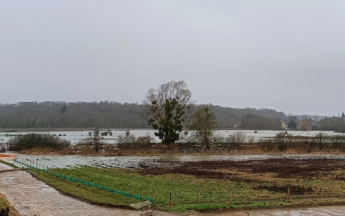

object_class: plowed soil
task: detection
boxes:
[138,158,345,180]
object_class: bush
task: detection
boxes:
[116,130,136,144]
[8,133,70,151]
[225,132,246,143]
[135,134,155,146]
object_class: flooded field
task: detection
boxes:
[8,152,345,169]
[0,129,344,145]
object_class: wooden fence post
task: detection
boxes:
[230,190,232,205]
[287,185,290,201]
[170,192,172,209]
[130,185,132,197]
[112,181,113,191]
[121,183,123,194]
[198,191,200,204]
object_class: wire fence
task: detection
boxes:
[14,158,154,204]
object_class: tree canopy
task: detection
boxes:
[288,120,297,129]
[146,80,191,144]
[189,106,218,149]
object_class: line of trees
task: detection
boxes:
[0,101,147,128]
[239,114,282,130]
[313,117,345,133]
[0,102,287,130]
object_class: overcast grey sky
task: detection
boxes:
[1,1,344,116]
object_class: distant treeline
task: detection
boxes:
[0,101,286,129]
[313,117,345,133]
[0,101,147,128]
[212,106,285,128]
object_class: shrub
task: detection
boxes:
[8,133,70,151]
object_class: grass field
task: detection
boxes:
[28,157,345,212]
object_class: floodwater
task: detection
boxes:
[0,129,343,145]
[8,152,345,169]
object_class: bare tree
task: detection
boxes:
[143,80,192,119]
[189,106,218,149]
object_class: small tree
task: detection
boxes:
[288,120,297,129]
[189,106,218,149]
[117,130,136,144]
[301,119,312,131]
[93,126,101,152]
[145,80,192,144]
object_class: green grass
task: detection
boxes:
[53,166,262,209]
[28,166,345,212]
[30,166,266,211]
[30,169,142,207]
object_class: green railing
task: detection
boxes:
[14,159,153,204]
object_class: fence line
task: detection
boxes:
[14,159,153,204]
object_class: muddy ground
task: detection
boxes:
[137,157,345,196]
[138,157,345,179]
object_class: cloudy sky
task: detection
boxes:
[1,1,344,116]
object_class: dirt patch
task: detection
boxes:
[137,157,345,180]
[254,184,314,195]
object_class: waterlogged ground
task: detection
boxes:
[9,152,345,169]
[0,129,344,145]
